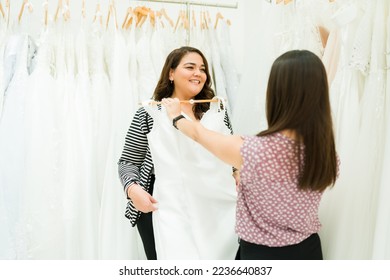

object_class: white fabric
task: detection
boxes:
[320,0,388,259]
[22,28,66,259]
[99,30,143,260]
[145,99,237,260]
[0,34,31,259]
[217,20,240,114]
[372,0,390,259]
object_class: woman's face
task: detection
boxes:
[169,52,207,99]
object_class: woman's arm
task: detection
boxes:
[163,98,244,169]
[118,107,158,213]
[118,107,150,191]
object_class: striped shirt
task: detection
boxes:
[118,106,234,226]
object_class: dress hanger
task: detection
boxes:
[200,10,208,30]
[155,10,165,29]
[174,9,189,32]
[18,0,33,23]
[0,2,5,19]
[160,8,174,28]
[149,10,156,28]
[106,0,118,30]
[5,0,10,27]
[122,7,133,29]
[54,0,62,21]
[141,99,220,106]
[54,0,70,22]
[191,10,196,28]
[214,12,224,29]
[93,3,103,26]
[134,6,150,28]
[43,0,48,27]
[82,0,86,19]
[205,11,212,28]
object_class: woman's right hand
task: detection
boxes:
[162,97,181,120]
[128,184,158,213]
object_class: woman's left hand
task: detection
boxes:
[162,98,181,120]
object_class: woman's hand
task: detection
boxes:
[162,98,181,120]
[128,184,158,213]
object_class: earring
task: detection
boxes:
[170,79,173,84]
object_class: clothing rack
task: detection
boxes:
[139,0,238,9]
[133,0,238,44]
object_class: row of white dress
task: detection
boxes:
[235,0,390,259]
[0,15,238,259]
[319,0,390,260]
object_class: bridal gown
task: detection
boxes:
[318,0,365,260]
[372,0,390,259]
[99,27,143,259]
[22,27,66,259]
[217,20,240,115]
[0,34,34,259]
[0,4,270,260]
[320,0,388,259]
[145,99,238,260]
[88,23,111,203]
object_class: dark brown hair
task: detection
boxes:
[152,46,214,120]
[258,50,337,192]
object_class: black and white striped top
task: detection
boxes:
[118,106,234,227]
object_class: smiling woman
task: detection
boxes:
[118,46,239,260]
[168,52,208,120]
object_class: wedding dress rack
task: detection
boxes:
[134,0,238,44]
[138,0,238,9]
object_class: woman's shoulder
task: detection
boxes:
[133,106,154,133]
[242,133,291,149]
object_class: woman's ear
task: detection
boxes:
[169,69,174,81]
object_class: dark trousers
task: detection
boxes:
[237,233,323,260]
[136,175,157,260]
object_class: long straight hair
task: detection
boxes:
[152,46,215,120]
[258,50,337,192]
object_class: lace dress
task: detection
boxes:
[22,26,66,259]
[319,0,385,259]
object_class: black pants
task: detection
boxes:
[237,233,323,260]
[136,175,157,260]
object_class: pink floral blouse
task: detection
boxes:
[236,134,323,247]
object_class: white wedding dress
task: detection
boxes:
[0,33,33,259]
[145,98,238,260]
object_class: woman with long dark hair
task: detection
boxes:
[163,49,339,260]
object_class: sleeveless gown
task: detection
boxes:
[144,98,238,259]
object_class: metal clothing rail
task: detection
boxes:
[138,0,238,9]
[133,0,238,44]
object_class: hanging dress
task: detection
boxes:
[98,27,142,259]
[22,26,66,259]
[145,98,238,260]
[372,0,390,260]
[0,34,33,259]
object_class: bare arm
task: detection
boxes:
[162,98,244,169]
